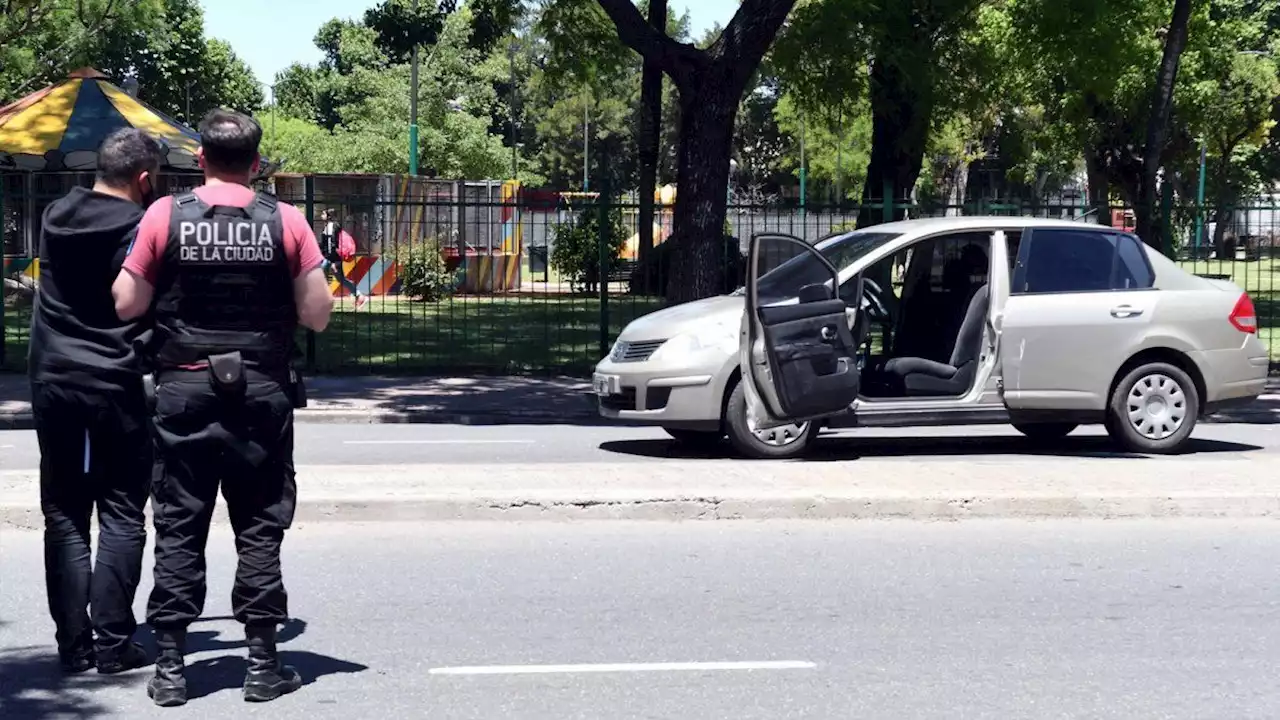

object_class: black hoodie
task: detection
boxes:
[28,186,150,392]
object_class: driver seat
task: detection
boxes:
[882,284,990,397]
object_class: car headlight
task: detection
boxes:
[650,325,738,363]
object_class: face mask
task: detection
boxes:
[139,177,157,208]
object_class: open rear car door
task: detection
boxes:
[739,233,862,431]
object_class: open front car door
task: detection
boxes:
[739,233,862,431]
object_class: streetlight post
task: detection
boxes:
[509,38,518,180]
[799,110,807,236]
[409,0,420,176]
[583,101,590,191]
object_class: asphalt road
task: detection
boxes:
[4,520,1280,719]
[2,420,1277,469]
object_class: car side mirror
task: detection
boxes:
[798,283,833,304]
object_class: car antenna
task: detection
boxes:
[1074,208,1100,222]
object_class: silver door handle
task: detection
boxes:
[1110,305,1144,318]
[820,326,837,341]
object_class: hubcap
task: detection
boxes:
[1126,373,1187,441]
[745,410,809,447]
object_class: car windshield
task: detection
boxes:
[751,230,902,301]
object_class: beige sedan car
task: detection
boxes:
[595,217,1269,459]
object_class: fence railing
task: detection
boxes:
[5,191,1280,376]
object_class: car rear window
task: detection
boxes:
[1015,229,1155,294]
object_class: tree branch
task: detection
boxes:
[594,0,703,82]
[707,0,797,88]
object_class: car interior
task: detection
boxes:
[852,232,1006,399]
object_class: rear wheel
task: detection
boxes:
[662,427,724,447]
[725,379,819,459]
[1012,422,1077,441]
[1105,362,1199,454]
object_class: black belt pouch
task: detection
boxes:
[208,351,247,400]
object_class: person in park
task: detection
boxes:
[113,109,334,707]
[319,208,367,308]
[28,128,164,676]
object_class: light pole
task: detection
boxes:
[583,100,590,191]
[509,38,518,180]
[409,0,420,176]
[1194,138,1207,251]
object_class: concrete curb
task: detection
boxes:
[4,459,1280,526]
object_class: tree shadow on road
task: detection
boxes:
[598,434,1263,462]
[0,644,139,720]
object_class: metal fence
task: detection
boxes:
[4,182,1280,375]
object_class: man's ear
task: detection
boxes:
[251,154,261,174]
[196,146,206,170]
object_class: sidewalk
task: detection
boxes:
[0,373,601,429]
[1,372,1277,429]
[3,456,1279,526]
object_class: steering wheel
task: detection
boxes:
[861,278,889,319]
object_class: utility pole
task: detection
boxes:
[409,0,420,176]
[836,108,844,204]
[185,80,191,124]
[799,111,807,235]
[583,101,590,191]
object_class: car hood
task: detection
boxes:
[619,294,744,340]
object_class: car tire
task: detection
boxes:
[1012,422,1077,441]
[1105,362,1199,454]
[724,378,819,460]
[663,427,724,447]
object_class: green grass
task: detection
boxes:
[306,293,665,375]
[1176,256,1278,358]
[2,302,31,372]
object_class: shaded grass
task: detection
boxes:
[303,293,665,375]
[2,302,31,372]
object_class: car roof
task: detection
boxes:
[864,215,1113,236]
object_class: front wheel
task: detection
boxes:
[724,379,819,459]
[1105,362,1199,454]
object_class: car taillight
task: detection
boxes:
[1229,292,1257,334]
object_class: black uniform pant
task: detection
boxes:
[146,373,297,632]
[31,381,151,660]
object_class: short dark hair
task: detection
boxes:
[96,128,163,186]
[198,109,262,174]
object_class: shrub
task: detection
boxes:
[395,239,458,302]
[550,206,628,294]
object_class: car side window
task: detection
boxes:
[1015,229,1150,294]
[1113,233,1154,289]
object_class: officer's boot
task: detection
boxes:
[242,623,303,703]
[146,627,188,708]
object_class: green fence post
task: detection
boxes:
[1,177,6,370]
[1160,180,1174,257]
[882,180,893,224]
[597,170,611,360]
[303,175,316,370]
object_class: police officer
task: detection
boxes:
[112,109,333,707]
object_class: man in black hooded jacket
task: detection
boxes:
[27,128,164,674]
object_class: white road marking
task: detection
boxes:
[428,661,818,676]
[0,445,14,450]
[343,440,535,446]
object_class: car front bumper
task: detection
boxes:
[593,355,732,430]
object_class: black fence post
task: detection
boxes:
[303,175,317,370]
[598,174,611,361]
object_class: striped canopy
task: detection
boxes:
[0,68,201,172]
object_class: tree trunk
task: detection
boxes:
[1136,0,1192,249]
[856,57,932,229]
[945,159,970,216]
[636,0,666,293]
[667,78,737,304]
[1085,147,1111,225]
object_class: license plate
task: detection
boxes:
[593,373,619,396]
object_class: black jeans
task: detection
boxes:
[31,381,152,660]
[146,374,297,631]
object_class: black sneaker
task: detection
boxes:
[243,663,303,703]
[97,642,150,675]
[58,648,94,674]
[147,672,188,708]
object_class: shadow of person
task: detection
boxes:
[0,645,141,720]
[136,616,309,656]
[183,651,368,701]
